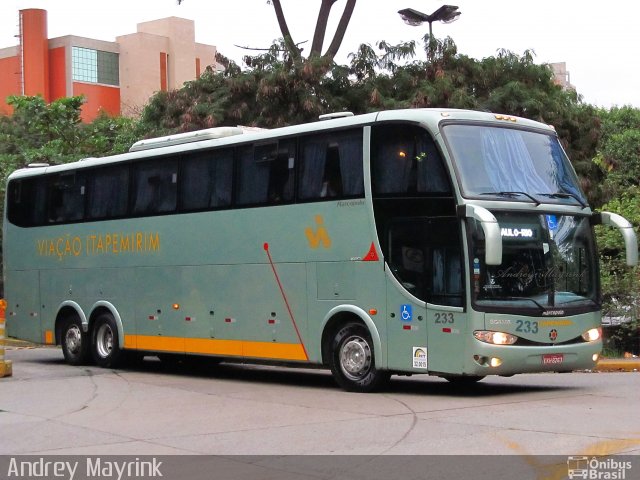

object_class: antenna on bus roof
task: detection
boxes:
[318,112,354,120]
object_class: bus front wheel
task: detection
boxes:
[329,322,389,392]
[61,315,91,366]
[91,314,123,368]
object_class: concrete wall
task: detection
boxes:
[117,17,217,116]
[117,32,169,117]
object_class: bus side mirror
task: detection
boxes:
[460,204,503,266]
[593,212,638,266]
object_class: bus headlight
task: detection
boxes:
[474,331,517,345]
[581,327,602,342]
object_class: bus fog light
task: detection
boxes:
[592,353,599,362]
[473,355,487,366]
[581,327,602,342]
[490,357,502,367]
[474,330,517,345]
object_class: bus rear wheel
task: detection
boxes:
[92,313,123,368]
[61,315,91,365]
[329,322,389,392]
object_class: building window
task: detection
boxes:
[72,46,119,86]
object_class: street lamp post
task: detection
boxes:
[398,5,461,39]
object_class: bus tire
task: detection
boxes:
[329,322,389,392]
[91,313,123,368]
[61,315,91,366]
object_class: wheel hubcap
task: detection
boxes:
[65,326,82,355]
[340,336,371,380]
[96,324,114,358]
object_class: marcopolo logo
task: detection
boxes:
[567,456,632,479]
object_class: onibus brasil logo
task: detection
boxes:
[567,456,632,479]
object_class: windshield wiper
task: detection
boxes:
[558,297,593,305]
[536,192,587,208]
[499,296,546,309]
[479,192,540,206]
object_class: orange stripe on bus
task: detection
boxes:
[185,338,243,357]
[133,335,184,353]
[125,335,308,362]
[242,341,307,361]
[123,335,138,349]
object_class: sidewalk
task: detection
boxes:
[3,337,38,348]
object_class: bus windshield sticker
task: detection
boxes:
[546,214,558,240]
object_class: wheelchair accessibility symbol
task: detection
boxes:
[400,304,413,322]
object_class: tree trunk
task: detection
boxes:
[271,0,302,62]
[323,0,357,62]
[310,0,338,58]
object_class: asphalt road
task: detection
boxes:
[1,346,639,457]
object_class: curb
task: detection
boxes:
[0,360,12,377]
[595,358,640,372]
[3,337,38,348]
[0,298,12,378]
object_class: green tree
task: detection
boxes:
[0,95,143,170]
[142,36,600,178]
[0,95,85,167]
[592,106,640,354]
[593,106,640,202]
[595,188,640,355]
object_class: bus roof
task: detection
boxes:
[7,108,555,181]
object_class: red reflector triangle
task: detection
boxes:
[362,243,379,262]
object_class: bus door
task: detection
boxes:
[384,266,428,372]
[424,218,466,374]
[385,217,465,373]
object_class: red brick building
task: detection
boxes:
[0,9,217,121]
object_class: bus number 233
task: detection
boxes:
[435,313,455,323]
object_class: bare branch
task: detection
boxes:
[323,0,357,61]
[310,0,338,58]
[234,40,307,52]
[271,0,301,62]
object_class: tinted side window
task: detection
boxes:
[236,141,295,206]
[181,149,233,210]
[298,129,364,200]
[48,172,86,223]
[372,124,450,196]
[132,158,178,215]
[7,177,47,227]
[87,165,129,219]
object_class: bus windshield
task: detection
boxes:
[470,212,599,313]
[442,124,587,206]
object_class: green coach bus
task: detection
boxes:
[4,109,637,392]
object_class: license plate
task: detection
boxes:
[542,353,564,365]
